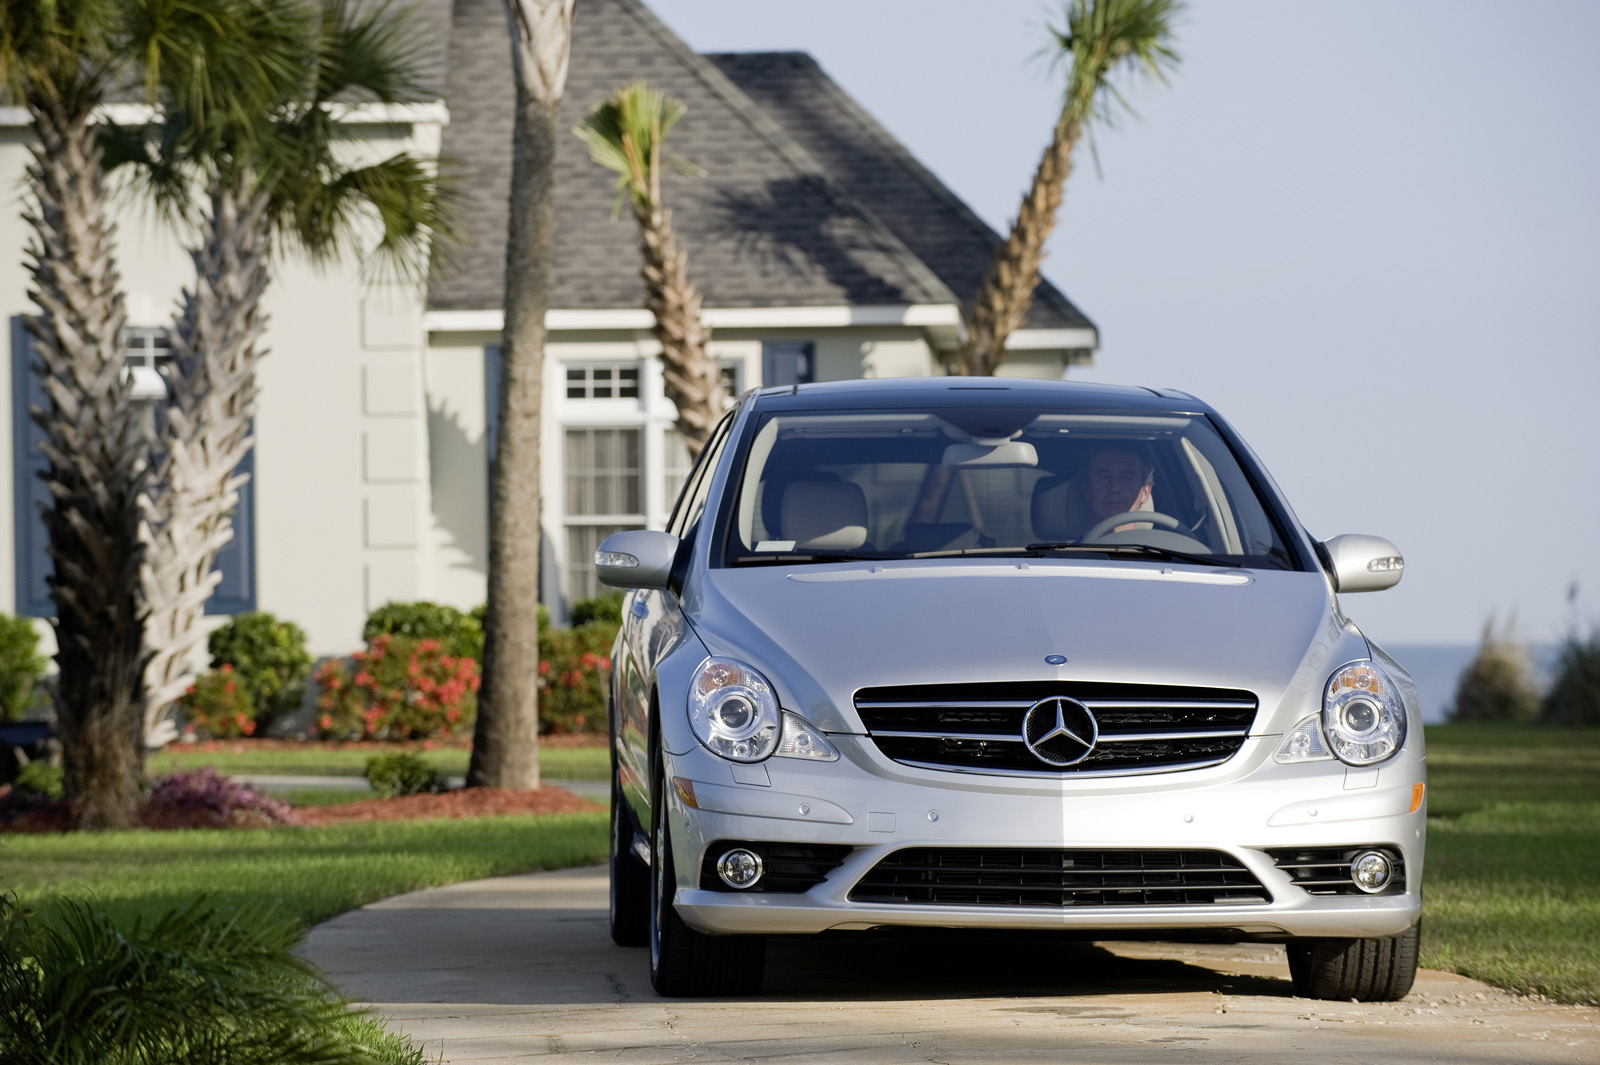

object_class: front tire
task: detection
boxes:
[609,764,649,946]
[1288,921,1420,1001]
[648,752,764,996]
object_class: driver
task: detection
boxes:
[1082,443,1154,532]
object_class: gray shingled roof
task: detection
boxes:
[428,0,1093,342]
[431,0,951,313]
[707,51,1094,334]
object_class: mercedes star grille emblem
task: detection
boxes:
[1022,696,1098,767]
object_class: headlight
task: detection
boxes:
[688,657,780,762]
[1322,660,1407,766]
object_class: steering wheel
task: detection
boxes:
[1082,511,1183,542]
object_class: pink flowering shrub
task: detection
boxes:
[537,622,614,734]
[176,664,258,739]
[313,634,479,741]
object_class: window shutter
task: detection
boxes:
[9,316,256,617]
[205,443,255,614]
[10,318,54,617]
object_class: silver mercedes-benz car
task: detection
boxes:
[598,378,1424,1001]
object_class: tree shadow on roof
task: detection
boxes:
[708,175,920,306]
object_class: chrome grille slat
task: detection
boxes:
[1082,699,1257,711]
[855,681,1259,775]
[855,698,1039,710]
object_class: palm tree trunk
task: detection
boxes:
[141,178,268,739]
[634,203,724,458]
[20,81,149,829]
[470,0,574,790]
[957,113,1082,377]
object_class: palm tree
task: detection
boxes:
[957,0,1182,377]
[3,0,149,828]
[111,0,449,743]
[468,0,575,791]
[575,82,724,458]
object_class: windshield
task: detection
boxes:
[721,408,1296,568]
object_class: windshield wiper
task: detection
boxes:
[731,552,894,566]
[1025,542,1239,568]
[903,546,1040,559]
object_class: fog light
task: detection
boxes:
[716,848,764,890]
[1350,850,1393,893]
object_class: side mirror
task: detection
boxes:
[1320,534,1404,593]
[595,529,682,591]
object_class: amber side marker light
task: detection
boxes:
[673,777,700,809]
[1410,782,1426,813]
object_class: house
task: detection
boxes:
[0,0,1096,658]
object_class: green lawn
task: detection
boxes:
[1,813,607,929]
[1421,722,1600,1004]
[146,742,608,781]
[9,724,1595,1005]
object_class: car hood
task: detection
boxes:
[689,558,1355,736]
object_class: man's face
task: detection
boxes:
[1084,449,1150,522]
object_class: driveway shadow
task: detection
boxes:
[760,929,1292,1002]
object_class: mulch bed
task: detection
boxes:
[0,784,600,834]
[292,785,598,826]
[1,735,607,833]
[167,733,606,753]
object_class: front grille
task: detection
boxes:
[1268,846,1407,896]
[855,681,1258,775]
[851,848,1271,908]
[699,840,853,893]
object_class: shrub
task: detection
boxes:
[208,612,313,733]
[0,613,47,722]
[570,591,625,627]
[314,634,479,741]
[0,894,423,1065]
[1542,628,1600,726]
[364,600,483,663]
[176,664,258,738]
[538,620,616,734]
[144,768,294,827]
[1450,619,1541,722]
[144,769,291,825]
[12,761,63,801]
[363,752,448,798]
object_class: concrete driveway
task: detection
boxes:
[303,866,1598,1064]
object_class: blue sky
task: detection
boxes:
[646,0,1600,647]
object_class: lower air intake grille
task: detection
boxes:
[1268,846,1407,896]
[850,848,1271,908]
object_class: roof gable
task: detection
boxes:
[707,51,1094,334]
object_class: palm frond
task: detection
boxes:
[311,0,432,106]
[119,0,310,155]
[1049,0,1184,129]
[0,0,122,105]
[0,894,389,1065]
[283,151,454,282]
[574,81,691,215]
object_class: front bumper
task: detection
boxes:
[662,734,1426,940]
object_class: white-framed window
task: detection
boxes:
[565,362,640,400]
[563,426,645,601]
